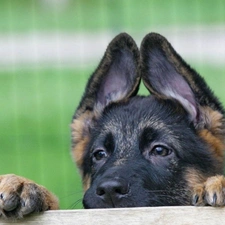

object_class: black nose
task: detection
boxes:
[96,178,130,204]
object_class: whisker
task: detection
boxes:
[60,191,83,199]
[68,199,83,209]
[58,191,84,209]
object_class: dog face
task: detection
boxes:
[71,33,225,208]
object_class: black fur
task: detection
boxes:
[82,96,219,208]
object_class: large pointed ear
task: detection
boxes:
[140,33,224,122]
[76,33,140,116]
[140,33,225,166]
[71,33,140,182]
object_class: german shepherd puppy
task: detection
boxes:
[0,33,225,219]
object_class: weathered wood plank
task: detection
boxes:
[1,207,224,225]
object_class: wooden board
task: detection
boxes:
[1,206,224,225]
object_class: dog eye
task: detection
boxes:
[150,146,172,157]
[92,149,108,161]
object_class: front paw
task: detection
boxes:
[192,175,225,206]
[0,174,59,219]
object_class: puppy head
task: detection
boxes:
[71,33,225,207]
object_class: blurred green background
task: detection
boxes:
[0,0,225,209]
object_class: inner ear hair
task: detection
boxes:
[139,32,225,125]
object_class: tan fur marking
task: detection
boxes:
[198,107,225,167]
[199,129,224,160]
[71,112,94,190]
[71,112,93,169]
[185,168,206,189]
[71,136,89,169]
[201,107,224,136]
[83,175,91,192]
[185,168,207,205]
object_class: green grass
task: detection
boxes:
[0,65,225,209]
[1,0,225,32]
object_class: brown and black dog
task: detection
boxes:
[0,33,225,219]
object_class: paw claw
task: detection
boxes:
[192,195,199,205]
[212,193,217,206]
[192,175,225,207]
